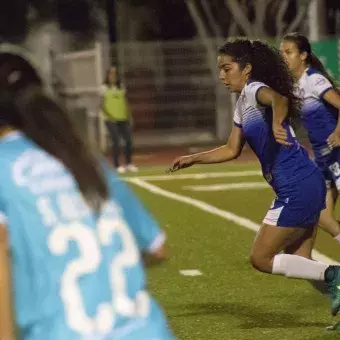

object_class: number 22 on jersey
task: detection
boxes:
[47,216,150,336]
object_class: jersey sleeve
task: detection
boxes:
[308,73,333,98]
[105,168,166,253]
[233,104,243,128]
[0,211,6,224]
[244,81,269,107]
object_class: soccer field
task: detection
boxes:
[124,162,340,340]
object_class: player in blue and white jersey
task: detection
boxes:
[0,46,175,340]
[280,32,340,246]
[167,38,340,316]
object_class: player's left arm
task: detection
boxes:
[322,89,340,147]
[0,224,15,340]
[256,87,291,146]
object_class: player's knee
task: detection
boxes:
[249,252,271,273]
[249,253,262,271]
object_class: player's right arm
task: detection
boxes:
[308,73,340,147]
[0,224,16,340]
[322,89,340,147]
[168,125,244,172]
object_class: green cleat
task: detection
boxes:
[325,266,340,316]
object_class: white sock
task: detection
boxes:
[334,234,340,243]
[272,254,328,281]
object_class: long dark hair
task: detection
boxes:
[218,38,302,124]
[282,32,336,87]
[0,48,108,212]
[104,64,122,89]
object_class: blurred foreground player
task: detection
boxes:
[0,44,174,340]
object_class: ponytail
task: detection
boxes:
[308,53,336,87]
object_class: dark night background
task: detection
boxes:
[1,0,339,44]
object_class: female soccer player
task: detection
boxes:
[168,38,340,316]
[280,32,340,244]
[0,45,174,340]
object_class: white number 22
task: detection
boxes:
[47,218,150,335]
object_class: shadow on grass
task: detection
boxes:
[170,302,329,329]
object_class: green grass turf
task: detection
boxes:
[124,163,340,339]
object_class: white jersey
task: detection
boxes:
[233,80,317,192]
[297,68,337,158]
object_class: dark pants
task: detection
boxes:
[105,120,133,168]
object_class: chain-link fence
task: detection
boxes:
[51,39,233,151]
[50,37,340,151]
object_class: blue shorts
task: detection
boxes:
[263,170,326,227]
[315,147,340,190]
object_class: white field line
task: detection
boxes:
[126,178,339,265]
[127,170,262,181]
[184,182,269,191]
[179,270,203,276]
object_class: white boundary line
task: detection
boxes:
[184,182,269,191]
[126,177,339,265]
[127,170,262,181]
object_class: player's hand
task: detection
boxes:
[327,131,340,148]
[166,155,195,173]
[272,123,292,146]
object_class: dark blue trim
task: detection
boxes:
[319,86,333,99]
[234,121,242,128]
[306,68,320,76]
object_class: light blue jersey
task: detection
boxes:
[0,131,174,340]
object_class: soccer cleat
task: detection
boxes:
[325,266,340,316]
[326,321,340,331]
